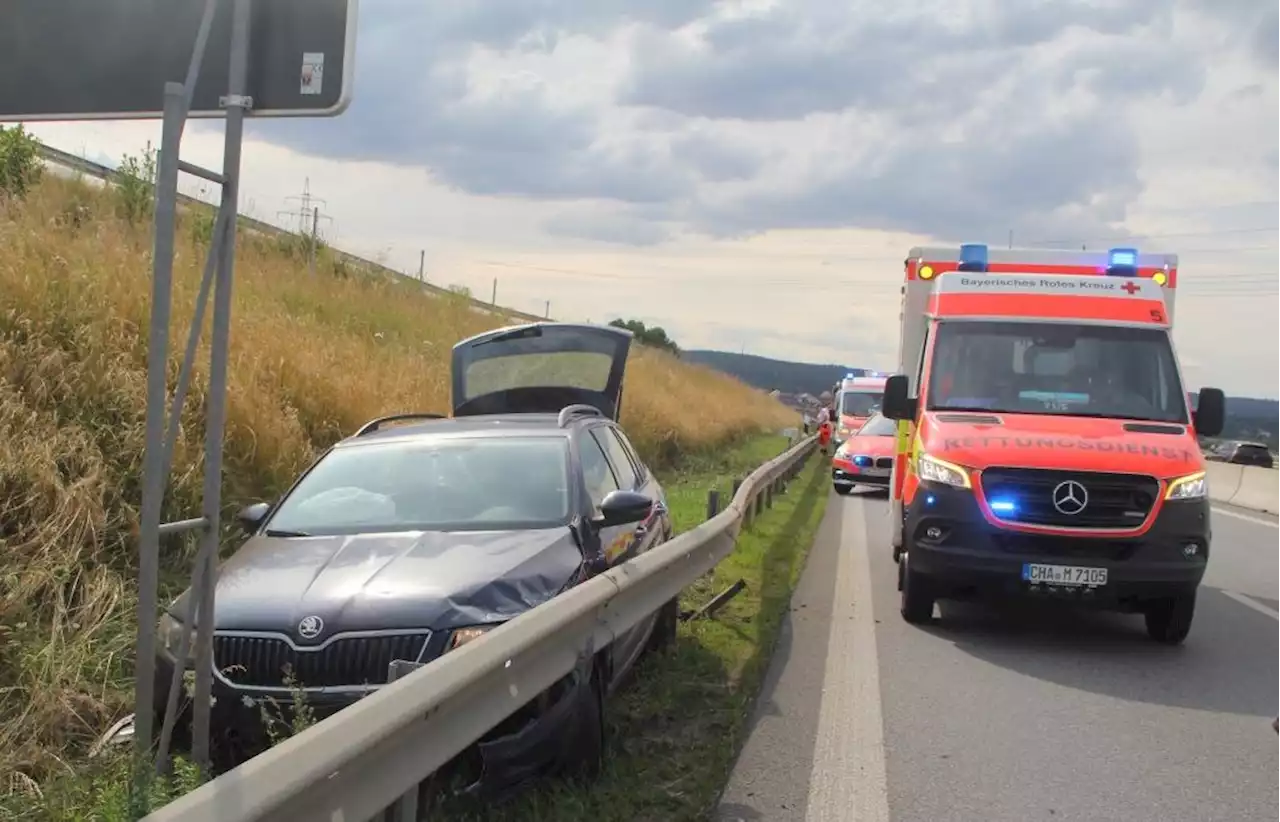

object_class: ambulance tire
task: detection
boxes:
[1143,591,1196,645]
[833,484,852,496]
[898,551,935,624]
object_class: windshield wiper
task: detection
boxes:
[264,528,311,538]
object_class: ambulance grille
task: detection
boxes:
[979,468,1159,529]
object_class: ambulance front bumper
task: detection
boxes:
[904,482,1209,609]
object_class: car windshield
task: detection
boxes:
[857,415,897,436]
[838,391,881,417]
[926,320,1189,424]
[266,436,571,535]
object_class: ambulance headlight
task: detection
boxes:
[1152,270,1168,286]
[916,453,972,489]
[1165,471,1207,501]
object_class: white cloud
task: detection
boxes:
[18,0,1279,398]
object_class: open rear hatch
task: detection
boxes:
[451,323,633,419]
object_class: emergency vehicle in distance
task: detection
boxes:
[879,243,1226,644]
[832,374,887,452]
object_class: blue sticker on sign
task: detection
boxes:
[1019,391,1089,404]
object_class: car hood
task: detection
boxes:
[171,528,584,638]
[921,412,1202,477]
[838,414,868,430]
[840,434,895,457]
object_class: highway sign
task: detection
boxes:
[0,0,358,121]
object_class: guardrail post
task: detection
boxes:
[706,488,721,520]
[764,481,773,509]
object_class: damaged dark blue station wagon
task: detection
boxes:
[152,322,676,792]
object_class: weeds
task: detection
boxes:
[113,144,156,225]
[0,125,42,199]
[0,166,797,810]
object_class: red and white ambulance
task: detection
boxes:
[880,243,1226,643]
[832,375,887,452]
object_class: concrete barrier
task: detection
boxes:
[1206,461,1279,515]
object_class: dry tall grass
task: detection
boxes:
[0,172,796,790]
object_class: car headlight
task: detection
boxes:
[916,453,971,488]
[157,612,198,666]
[1165,471,1207,500]
[837,426,851,438]
[448,624,500,651]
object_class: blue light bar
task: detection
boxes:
[853,455,872,467]
[989,499,1017,515]
[1106,246,1139,277]
[958,243,989,272]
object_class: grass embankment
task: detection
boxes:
[435,435,829,822]
[0,169,797,807]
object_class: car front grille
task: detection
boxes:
[979,467,1159,529]
[875,457,894,469]
[213,631,431,689]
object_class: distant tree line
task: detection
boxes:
[609,318,680,355]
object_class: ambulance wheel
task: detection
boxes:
[1144,591,1195,645]
[833,485,852,496]
[899,552,935,624]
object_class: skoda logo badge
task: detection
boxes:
[298,615,324,640]
[1052,480,1088,516]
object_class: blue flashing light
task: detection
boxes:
[1106,246,1139,277]
[925,494,937,506]
[957,243,989,273]
[989,499,1017,515]
[853,455,872,467]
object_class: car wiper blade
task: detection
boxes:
[264,528,311,537]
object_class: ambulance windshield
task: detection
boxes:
[838,391,881,417]
[925,321,1189,424]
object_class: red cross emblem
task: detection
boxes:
[1120,281,1140,294]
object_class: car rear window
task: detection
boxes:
[267,436,571,535]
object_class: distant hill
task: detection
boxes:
[683,350,870,396]
[686,350,1279,447]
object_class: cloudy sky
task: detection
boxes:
[21,0,1280,398]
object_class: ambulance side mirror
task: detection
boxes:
[1192,387,1225,438]
[881,374,917,421]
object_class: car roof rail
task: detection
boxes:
[557,404,604,428]
[354,413,447,437]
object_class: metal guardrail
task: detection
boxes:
[34,142,548,324]
[141,435,817,822]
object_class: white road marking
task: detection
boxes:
[1211,505,1278,528]
[1221,589,1280,620]
[804,497,890,822]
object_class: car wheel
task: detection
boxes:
[899,552,935,625]
[567,667,606,782]
[648,596,680,653]
[833,484,852,496]
[1144,591,1196,645]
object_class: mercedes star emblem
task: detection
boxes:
[1051,480,1088,516]
[298,615,324,639]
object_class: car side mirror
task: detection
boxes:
[881,374,917,421]
[597,489,653,527]
[1193,388,1225,438]
[236,502,271,534]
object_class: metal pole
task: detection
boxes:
[544,300,550,318]
[418,249,425,281]
[134,80,186,768]
[491,277,497,305]
[191,0,253,773]
[309,204,319,276]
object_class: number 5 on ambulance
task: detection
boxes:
[881,243,1227,645]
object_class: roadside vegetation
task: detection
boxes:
[0,135,797,817]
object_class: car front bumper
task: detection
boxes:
[904,482,1210,610]
[832,462,891,487]
[151,651,591,793]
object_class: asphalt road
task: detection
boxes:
[717,489,1279,822]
